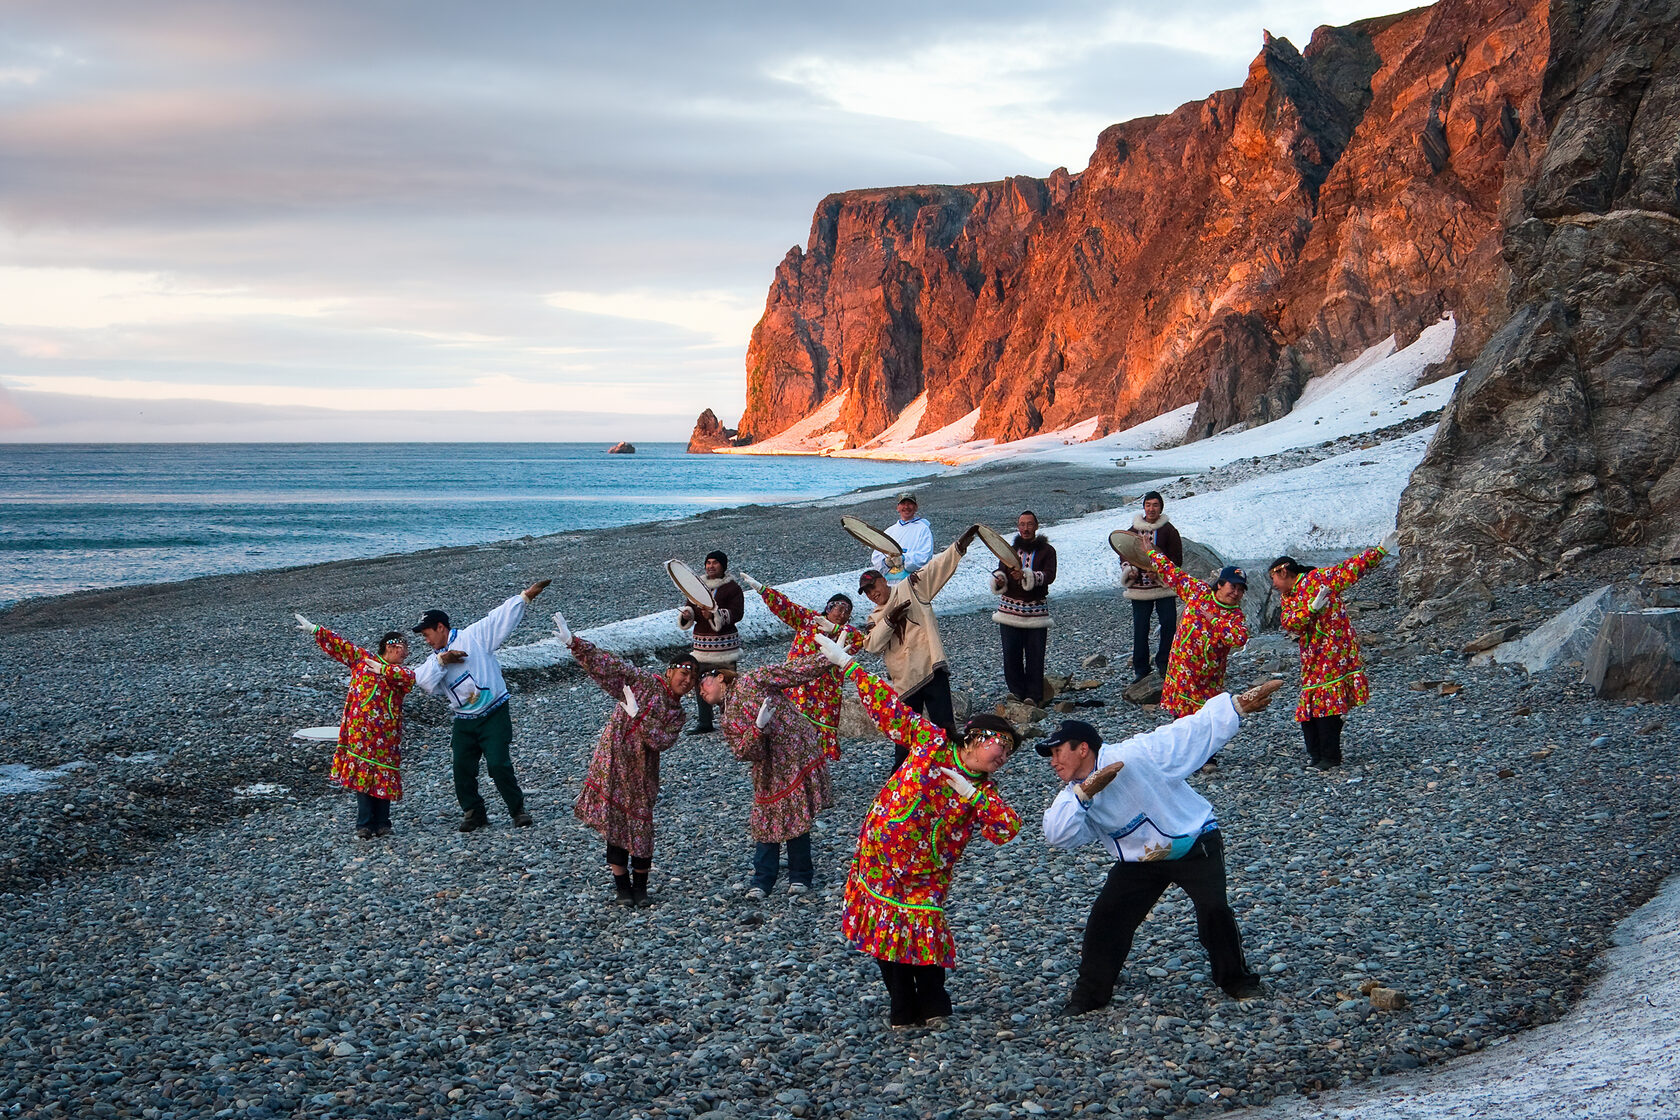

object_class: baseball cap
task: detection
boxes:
[1035,719,1103,757]
[858,570,885,592]
[896,492,918,505]
[413,609,450,633]
[1216,565,1249,589]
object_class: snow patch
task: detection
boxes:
[714,390,850,455]
[0,760,90,795]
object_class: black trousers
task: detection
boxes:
[899,669,957,770]
[875,959,951,1026]
[1132,597,1178,680]
[1301,715,1345,766]
[353,792,391,831]
[1000,625,1048,704]
[1069,831,1258,1010]
[694,696,716,731]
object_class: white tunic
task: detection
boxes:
[1042,693,1240,862]
[413,593,529,719]
[872,516,934,582]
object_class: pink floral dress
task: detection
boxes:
[838,664,1020,967]
[314,627,416,801]
[1281,548,1384,720]
[569,637,689,858]
[757,585,866,760]
[719,656,835,842]
[1151,550,1250,718]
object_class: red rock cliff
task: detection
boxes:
[727,0,1546,448]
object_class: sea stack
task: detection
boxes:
[606,441,635,454]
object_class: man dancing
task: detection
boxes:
[678,549,744,735]
[991,510,1056,705]
[1040,679,1283,1015]
[413,580,549,832]
[859,525,977,768]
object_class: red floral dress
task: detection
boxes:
[839,663,1020,968]
[314,627,416,801]
[719,656,835,842]
[757,586,866,760]
[1151,550,1250,718]
[570,637,689,858]
[1281,548,1384,720]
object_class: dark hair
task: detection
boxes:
[1142,491,1163,506]
[963,712,1022,753]
[700,668,738,689]
[1268,555,1317,579]
[667,653,700,672]
[705,550,728,569]
[377,631,405,655]
[1019,509,1038,522]
[825,593,853,611]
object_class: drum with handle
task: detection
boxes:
[666,559,717,612]
[976,524,1020,571]
[292,725,343,746]
[840,515,901,559]
[1108,528,1152,567]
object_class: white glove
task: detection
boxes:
[938,766,978,801]
[1379,528,1399,558]
[295,613,317,633]
[756,698,773,728]
[619,686,639,718]
[551,610,572,645]
[1309,586,1331,613]
[817,618,841,636]
[739,572,764,592]
[813,631,853,669]
[1020,569,1037,591]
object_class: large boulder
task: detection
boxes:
[1399,0,1680,604]
[1473,585,1640,672]
[1583,609,1680,702]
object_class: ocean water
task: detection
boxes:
[0,444,926,606]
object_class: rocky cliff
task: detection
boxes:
[718,0,1548,448]
[1398,0,1680,600]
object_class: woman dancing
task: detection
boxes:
[295,614,416,839]
[813,632,1021,1027]
[737,574,865,760]
[555,609,697,906]
[1270,530,1397,769]
[696,656,836,897]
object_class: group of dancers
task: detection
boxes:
[294,493,1401,1024]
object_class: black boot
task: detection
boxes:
[611,873,634,907]
[630,869,651,907]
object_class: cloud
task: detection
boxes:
[543,289,763,348]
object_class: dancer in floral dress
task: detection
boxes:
[700,656,836,897]
[812,633,1022,1027]
[1270,530,1397,768]
[294,615,416,840]
[737,575,865,760]
[555,610,697,906]
[1141,550,1251,718]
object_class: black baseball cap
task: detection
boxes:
[858,570,885,592]
[413,609,450,633]
[1216,565,1249,589]
[1035,719,1103,757]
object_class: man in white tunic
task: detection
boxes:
[871,493,934,584]
[413,579,549,832]
[1040,679,1282,1014]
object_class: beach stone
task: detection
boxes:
[1582,609,1680,702]
[1463,624,1521,654]
[1123,673,1164,705]
[1081,654,1109,669]
[1369,988,1409,1011]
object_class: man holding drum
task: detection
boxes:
[676,549,745,735]
[987,511,1057,706]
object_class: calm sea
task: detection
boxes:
[0,444,926,607]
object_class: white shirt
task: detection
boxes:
[872,516,934,581]
[1042,693,1241,862]
[413,593,529,719]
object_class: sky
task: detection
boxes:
[0,1,1410,442]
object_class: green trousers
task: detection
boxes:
[451,703,524,816]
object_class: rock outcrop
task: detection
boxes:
[1398,0,1680,600]
[723,0,1547,449]
[685,408,738,453]
[605,441,636,454]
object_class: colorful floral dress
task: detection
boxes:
[1281,548,1385,721]
[719,656,835,842]
[314,627,416,801]
[839,663,1020,968]
[757,585,866,760]
[570,637,689,858]
[1151,550,1250,719]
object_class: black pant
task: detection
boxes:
[604,843,652,871]
[1000,625,1048,704]
[1132,597,1178,679]
[875,959,951,1026]
[751,833,813,890]
[899,669,957,770]
[354,792,391,831]
[1069,831,1258,1010]
[694,696,716,731]
[1301,715,1344,766]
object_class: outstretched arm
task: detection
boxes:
[460,593,529,652]
[1146,549,1206,606]
[312,625,364,669]
[757,584,816,631]
[1128,693,1244,779]
[568,636,642,698]
[1317,548,1385,595]
[844,662,943,757]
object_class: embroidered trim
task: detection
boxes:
[338,748,400,772]
[755,755,829,805]
[861,880,943,913]
[1303,671,1367,691]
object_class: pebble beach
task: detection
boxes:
[1,455,1675,1120]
